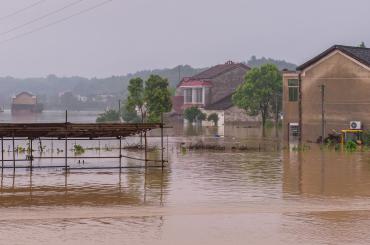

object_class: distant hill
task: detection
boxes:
[0,57,297,110]
[246,56,297,70]
[0,65,204,108]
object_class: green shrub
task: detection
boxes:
[74,144,85,155]
[184,107,206,123]
[96,109,120,123]
[207,113,219,126]
[345,140,357,152]
[363,130,370,146]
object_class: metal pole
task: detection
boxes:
[144,131,147,167]
[30,138,33,171]
[12,135,15,170]
[161,113,164,169]
[65,110,68,171]
[1,137,3,169]
[321,84,325,144]
[65,137,68,171]
[119,136,122,169]
[118,99,121,122]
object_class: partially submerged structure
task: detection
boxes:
[201,94,260,126]
[11,92,43,114]
[283,45,370,143]
[0,121,166,171]
[173,61,256,125]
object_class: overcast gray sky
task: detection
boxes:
[0,0,367,78]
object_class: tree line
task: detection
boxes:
[96,75,172,123]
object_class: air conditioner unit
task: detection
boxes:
[350,121,362,130]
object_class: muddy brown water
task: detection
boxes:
[0,111,369,244]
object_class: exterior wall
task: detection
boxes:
[202,106,259,126]
[282,72,300,142]
[300,51,370,142]
[210,67,248,104]
[13,93,36,105]
[224,106,260,124]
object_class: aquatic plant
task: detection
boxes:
[17,145,26,153]
[73,144,85,155]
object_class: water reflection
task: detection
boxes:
[0,167,169,207]
[283,146,370,198]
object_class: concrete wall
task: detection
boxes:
[202,106,260,126]
[284,51,370,143]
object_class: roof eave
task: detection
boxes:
[297,45,370,71]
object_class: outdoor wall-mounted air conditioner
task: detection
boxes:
[350,121,362,130]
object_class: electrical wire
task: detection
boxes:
[0,0,86,36]
[0,0,113,44]
[0,0,47,22]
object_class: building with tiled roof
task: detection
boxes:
[283,44,370,143]
[174,61,249,113]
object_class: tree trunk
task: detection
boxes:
[275,110,279,138]
[261,113,266,137]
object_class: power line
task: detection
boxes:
[0,0,113,44]
[0,0,47,22]
[0,0,86,36]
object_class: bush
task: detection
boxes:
[74,144,85,155]
[184,107,206,123]
[207,113,219,126]
[345,140,357,152]
[96,109,120,123]
[363,130,370,146]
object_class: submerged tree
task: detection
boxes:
[232,64,282,135]
[207,113,219,126]
[184,107,206,123]
[121,99,141,123]
[144,75,172,123]
[126,77,145,122]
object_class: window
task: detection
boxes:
[288,79,299,101]
[184,89,192,103]
[289,123,300,137]
[194,88,203,103]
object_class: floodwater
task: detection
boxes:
[0,111,370,244]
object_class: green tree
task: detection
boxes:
[232,64,282,134]
[126,78,145,122]
[184,107,206,123]
[144,75,172,122]
[96,109,120,123]
[207,113,219,126]
[121,99,141,123]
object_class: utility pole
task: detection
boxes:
[118,99,121,122]
[320,84,325,144]
[275,93,279,138]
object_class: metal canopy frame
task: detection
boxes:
[0,121,167,172]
